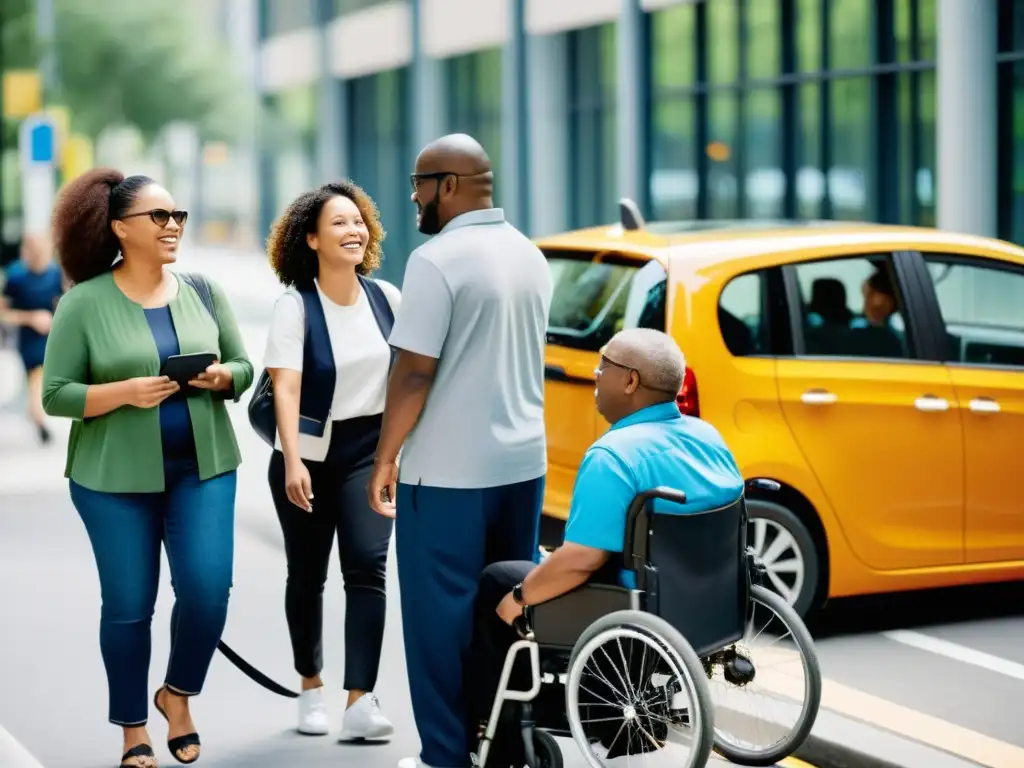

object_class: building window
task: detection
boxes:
[443,48,503,204]
[646,0,937,227]
[346,68,414,285]
[998,0,1024,244]
[260,85,318,233]
[263,0,316,36]
[567,23,618,230]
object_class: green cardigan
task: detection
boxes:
[41,270,254,493]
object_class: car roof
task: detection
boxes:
[533,201,1024,267]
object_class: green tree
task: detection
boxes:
[3,0,247,145]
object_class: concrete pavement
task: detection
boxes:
[2,246,1023,767]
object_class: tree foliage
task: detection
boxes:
[3,0,247,144]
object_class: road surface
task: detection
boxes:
[1,247,1020,768]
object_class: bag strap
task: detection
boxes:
[181,272,218,324]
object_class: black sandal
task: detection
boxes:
[120,743,156,767]
[153,686,202,765]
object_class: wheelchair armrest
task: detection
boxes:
[528,584,639,650]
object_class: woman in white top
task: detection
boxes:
[262,181,399,740]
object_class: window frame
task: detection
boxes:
[778,249,937,363]
[716,265,793,357]
[904,249,1024,371]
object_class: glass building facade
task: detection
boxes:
[256,0,1019,280]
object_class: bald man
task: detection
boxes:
[368,134,552,768]
[461,329,744,763]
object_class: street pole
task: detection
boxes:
[36,0,57,102]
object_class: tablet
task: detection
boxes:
[161,352,217,389]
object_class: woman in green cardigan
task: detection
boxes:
[42,168,254,768]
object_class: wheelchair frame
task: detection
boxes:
[473,479,804,768]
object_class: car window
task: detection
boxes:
[921,255,1024,368]
[545,250,665,351]
[718,271,767,356]
[789,254,912,359]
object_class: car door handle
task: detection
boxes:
[914,395,950,412]
[968,397,1001,414]
[800,389,837,405]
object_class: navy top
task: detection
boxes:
[143,306,197,462]
[3,260,64,363]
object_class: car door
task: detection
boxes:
[775,251,965,571]
[541,249,666,519]
[913,250,1024,563]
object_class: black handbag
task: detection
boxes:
[248,276,394,448]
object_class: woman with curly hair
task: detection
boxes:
[261,180,399,740]
[42,168,254,767]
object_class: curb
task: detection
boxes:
[794,734,906,768]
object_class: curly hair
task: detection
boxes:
[267,180,385,288]
[51,168,155,285]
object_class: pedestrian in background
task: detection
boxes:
[42,167,254,768]
[0,232,64,444]
[368,134,553,768]
[261,181,399,740]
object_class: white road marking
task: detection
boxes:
[883,629,1024,683]
[0,724,45,768]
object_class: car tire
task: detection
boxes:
[746,499,820,618]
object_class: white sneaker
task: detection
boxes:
[297,687,330,735]
[340,692,394,741]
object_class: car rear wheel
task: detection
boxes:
[745,500,820,618]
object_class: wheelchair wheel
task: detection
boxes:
[531,729,563,768]
[710,585,822,766]
[564,610,714,768]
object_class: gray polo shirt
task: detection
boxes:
[388,208,552,489]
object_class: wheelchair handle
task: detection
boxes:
[634,486,688,507]
[746,478,781,492]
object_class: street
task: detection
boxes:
[1,247,1023,768]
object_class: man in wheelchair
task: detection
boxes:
[463,329,745,765]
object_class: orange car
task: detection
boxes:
[538,201,1024,616]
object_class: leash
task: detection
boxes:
[217,640,299,698]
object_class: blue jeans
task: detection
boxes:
[70,458,236,726]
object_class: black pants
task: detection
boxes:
[268,413,392,691]
[463,561,538,763]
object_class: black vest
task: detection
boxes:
[296,275,395,437]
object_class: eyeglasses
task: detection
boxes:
[119,209,188,228]
[410,171,460,192]
[597,354,679,395]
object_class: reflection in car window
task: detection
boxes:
[922,255,1024,367]
[791,255,911,359]
[718,272,765,356]
[545,251,663,352]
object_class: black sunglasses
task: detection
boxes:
[120,209,188,227]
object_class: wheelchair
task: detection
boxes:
[474,479,822,768]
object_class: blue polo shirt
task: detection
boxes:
[563,401,745,588]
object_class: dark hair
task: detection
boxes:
[51,168,155,285]
[267,180,384,288]
[866,268,895,299]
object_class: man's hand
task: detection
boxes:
[496,592,522,626]
[27,310,52,335]
[368,459,398,518]
[188,362,233,391]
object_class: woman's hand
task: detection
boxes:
[123,376,180,408]
[285,459,314,512]
[189,362,233,392]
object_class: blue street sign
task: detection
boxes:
[19,113,57,168]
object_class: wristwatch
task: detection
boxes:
[512,582,526,606]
